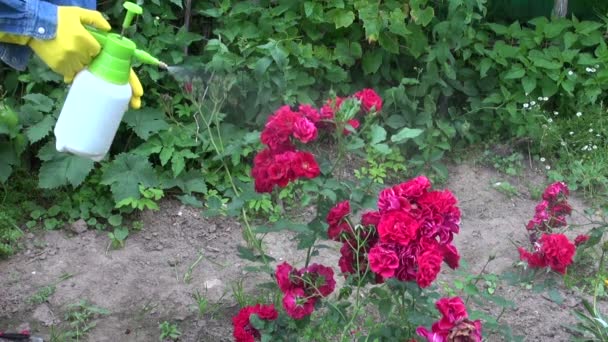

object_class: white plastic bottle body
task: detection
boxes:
[54,69,132,162]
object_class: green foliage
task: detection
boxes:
[159,321,181,341]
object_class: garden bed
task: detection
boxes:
[0,158,600,341]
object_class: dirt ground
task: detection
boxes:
[0,159,603,341]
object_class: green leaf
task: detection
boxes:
[564,32,577,49]
[373,143,392,155]
[163,169,207,194]
[431,162,448,180]
[385,115,407,129]
[369,124,387,144]
[108,214,122,227]
[22,93,54,113]
[169,0,183,8]
[379,32,399,54]
[410,6,434,27]
[122,108,170,140]
[391,127,424,143]
[388,8,410,37]
[504,65,525,79]
[479,58,492,78]
[254,57,273,76]
[522,76,537,94]
[331,9,355,29]
[270,43,288,69]
[37,147,95,188]
[101,153,158,202]
[362,50,383,74]
[113,227,129,241]
[26,115,55,143]
[0,163,12,183]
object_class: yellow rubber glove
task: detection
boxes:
[29,6,111,82]
[129,68,143,109]
[0,6,143,109]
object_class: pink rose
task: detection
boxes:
[368,244,400,278]
[293,116,318,143]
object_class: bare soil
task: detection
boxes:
[0,160,603,341]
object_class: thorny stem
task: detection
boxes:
[190,85,269,269]
[340,224,371,341]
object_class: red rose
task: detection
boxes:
[393,176,432,199]
[540,233,575,274]
[326,200,351,226]
[320,97,344,120]
[327,222,352,241]
[550,202,572,216]
[440,243,460,269]
[343,119,360,136]
[301,263,336,297]
[415,246,443,288]
[377,187,412,213]
[575,234,589,247]
[260,105,299,150]
[368,244,400,278]
[282,288,315,319]
[183,82,193,94]
[377,210,420,246]
[542,181,569,203]
[232,304,278,342]
[417,297,482,342]
[293,116,318,143]
[361,211,381,227]
[338,243,357,275]
[298,104,321,123]
[354,88,383,113]
[435,296,469,327]
[291,151,320,179]
[275,262,300,293]
[517,247,547,269]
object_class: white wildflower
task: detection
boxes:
[543,97,549,101]
[523,103,529,109]
[554,111,559,115]
[589,129,594,133]
[548,118,553,123]
[593,145,598,150]
[540,157,546,162]
[576,112,582,117]
[568,70,574,76]
[530,101,536,106]
[545,165,551,170]
[570,131,574,135]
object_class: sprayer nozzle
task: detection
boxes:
[159,62,168,70]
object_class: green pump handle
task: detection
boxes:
[81,2,166,85]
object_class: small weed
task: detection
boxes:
[28,273,73,305]
[192,290,209,316]
[55,300,110,341]
[159,321,181,341]
[482,150,524,176]
[107,227,129,249]
[492,181,519,198]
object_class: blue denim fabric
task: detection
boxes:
[0,0,96,70]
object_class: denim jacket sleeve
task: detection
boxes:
[0,0,97,70]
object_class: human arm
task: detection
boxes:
[0,0,143,109]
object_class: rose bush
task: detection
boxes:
[230,89,500,341]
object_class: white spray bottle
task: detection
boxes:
[54,1,167,162]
